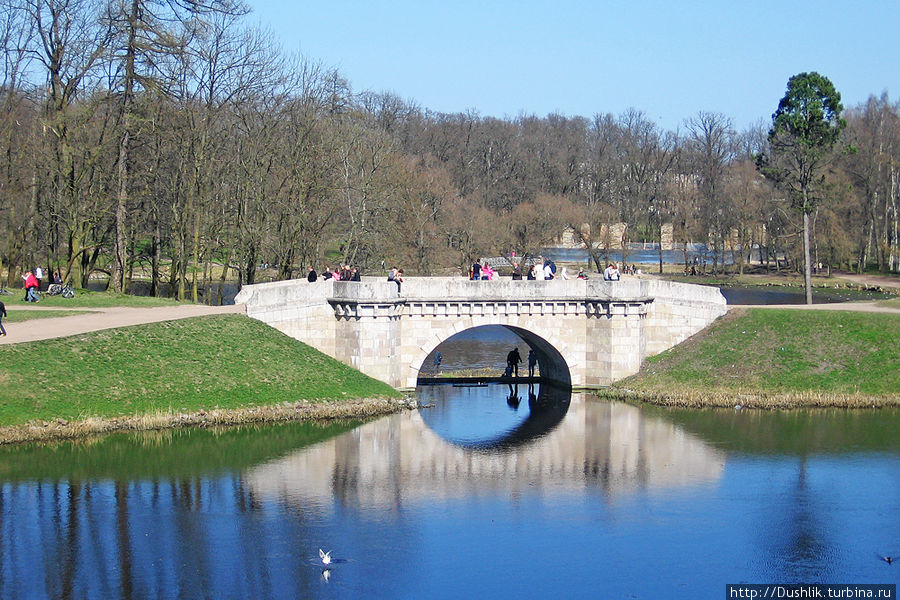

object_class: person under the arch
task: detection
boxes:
[506,347,522,377]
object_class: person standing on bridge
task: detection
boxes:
[603,263,620,281]
[542,260,555,280]
[307,266,317,282]
[511,263,522,280]
[470,260,481,280]
[528,349,537,377]
[506,347,522,377]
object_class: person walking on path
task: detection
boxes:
[528,349,537,377]
[506,347,522,377]
[23,271,39,302]
[0,300,6,336]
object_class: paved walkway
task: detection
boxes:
[0,303,245,345]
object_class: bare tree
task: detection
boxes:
[685,111,735,274]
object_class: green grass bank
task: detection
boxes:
[601,308,900,409]
[0,314,402,443]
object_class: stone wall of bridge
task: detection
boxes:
[235,276,726,389]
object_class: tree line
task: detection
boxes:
[1,0,898,301]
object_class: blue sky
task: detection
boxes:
[244,0,899,132]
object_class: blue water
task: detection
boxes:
[0,390,897,599]
[546,245,730,266]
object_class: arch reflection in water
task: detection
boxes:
[245,395,726,511]
[416,383,570,451]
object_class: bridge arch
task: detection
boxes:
[412,324,572,387]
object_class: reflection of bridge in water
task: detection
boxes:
[246,396,726,510]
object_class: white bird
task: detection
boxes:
[319,549,332,566]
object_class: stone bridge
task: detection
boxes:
[234,277,727,390]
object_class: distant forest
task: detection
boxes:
[1,0,898,300]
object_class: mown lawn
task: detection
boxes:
[0,314,400,427]
[614,308,900,398]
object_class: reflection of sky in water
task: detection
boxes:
[417,383,532,445]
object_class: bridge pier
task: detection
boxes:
[235,277,727,390]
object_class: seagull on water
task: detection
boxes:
[877,553,895,565]
[319,549,332,566]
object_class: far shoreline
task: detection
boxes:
[594,389,900,410]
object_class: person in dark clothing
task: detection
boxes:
[0,300,6,336]
[307,266,318,282]
[506,347,522,377]
[528,349,537,377]
[511,263,522,280]
[471,261,481,280]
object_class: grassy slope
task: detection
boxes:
[0,314,400,427]
[610,308,900,407]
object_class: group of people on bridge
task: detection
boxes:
[306,264,361,283]
[471,256,595,282]
[470,254,639,283]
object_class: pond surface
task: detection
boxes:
[1,387,897,599]
[719,285,897,305]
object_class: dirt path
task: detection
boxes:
[0,303,245,345]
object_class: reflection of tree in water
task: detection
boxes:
[756,458,835,582]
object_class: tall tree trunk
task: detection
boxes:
[803,209,813,305]
[113,0,138,293]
